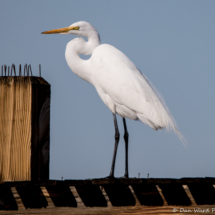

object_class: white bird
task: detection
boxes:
[42,21,183,178]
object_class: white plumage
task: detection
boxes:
[42,21,183,178]
[92,44,172,130]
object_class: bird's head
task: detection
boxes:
[42,21,98,38]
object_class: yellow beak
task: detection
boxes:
[41,26,79,34]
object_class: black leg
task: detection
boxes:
[123,118,129,178]
[109,113,120,178]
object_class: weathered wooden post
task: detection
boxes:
[0,64,50,182]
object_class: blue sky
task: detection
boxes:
[1,0,215,179]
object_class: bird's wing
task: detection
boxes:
[91,44,181,136]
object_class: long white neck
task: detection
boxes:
[65,31,100,84]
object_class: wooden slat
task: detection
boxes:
[182,185,197,206]
[41,186,55,208]
[100,186,112,207]
[128,185,141,206]
[70,186,85,207]
[156,185,168,206]
[11,186,25,210]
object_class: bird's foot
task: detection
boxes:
[104,175,115,179]
[120,174,129,179]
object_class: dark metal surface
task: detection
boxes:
[1,64,41,77]
[39,64,41,77]
[11,64,16,76]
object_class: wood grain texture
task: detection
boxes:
[0,77,50,182]
[0,77,32,181]
[1,205,215,215]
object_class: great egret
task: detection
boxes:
[42,21,182,178]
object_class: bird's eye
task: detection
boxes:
[73,26,80,30]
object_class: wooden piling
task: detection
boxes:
[0,77,50,182]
